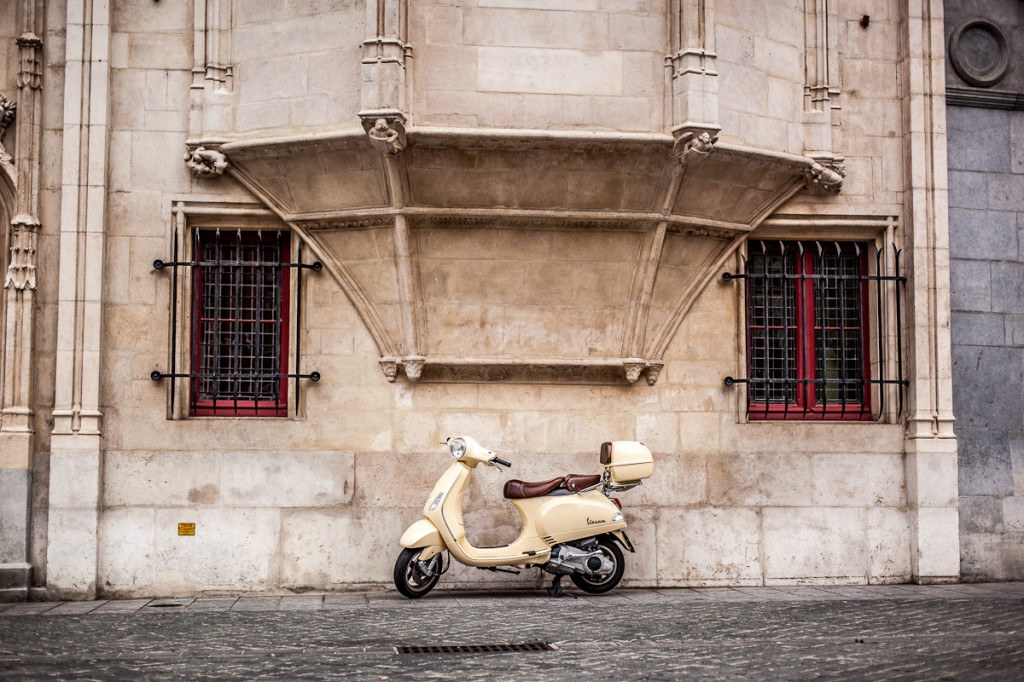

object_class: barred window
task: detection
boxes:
[744,241,871,420]
[191,229,290,416]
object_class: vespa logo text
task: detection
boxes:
[587,517,606,525]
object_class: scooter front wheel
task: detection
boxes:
[394,547,441,599]
[570,536,625,594]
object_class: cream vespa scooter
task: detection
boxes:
[394,436,653,598]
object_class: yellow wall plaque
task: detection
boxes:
[178,523,196,536]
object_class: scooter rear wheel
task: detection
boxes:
[570,536,625,594]
[394,547,441,599]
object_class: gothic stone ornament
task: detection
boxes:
[673,130,718,165]
[805,161,846,194]
[624,359,646,384]
[644,361,664,386]
[4,218,39,291]
[184,146,229,177]
[16,34,42,91]
[379,358,399,383]
[402,356,426,382]
[949,18,1010,88]
[360,113,407,156]
[0,94,15,144]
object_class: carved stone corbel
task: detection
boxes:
[184,145,229,177]
[402,355,426,382]
[360,112,407,156]
[644,361,664,386]
[379,357,400,383]
[805,161,845,193]
[379,355,426,382]
[673,129,717,165]
[624,359,646,384]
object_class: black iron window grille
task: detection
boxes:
[152,228,322,417]
[723,240,907,421]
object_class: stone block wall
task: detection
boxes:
[90,251,914,595]
[0,0,966,598]
[946,0,1024,580]
[948,105,1024,579]
[410,0,666,131]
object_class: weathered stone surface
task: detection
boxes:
[947,107,1011,173]
[280,509,406,589]
[960,495,1005,534]
[949,259,992,312]
[955,428,1013,497]
[656,507,763,586]
[763,508,867,582]
[867,507,911,582]
[949,208,1018,261]
[951,347,1023,431]
[1,0,978,598]
[0,471,29,562]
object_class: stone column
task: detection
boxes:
[0,0,43,604]
[188,0,233,142]
[667,0,719,139]
[802,0,844,172]
[46,0,111,600]
[360,0,411,120]
[900,0,960,583]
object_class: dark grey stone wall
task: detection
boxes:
[948,99,1024,578]
[944,0,1024,582]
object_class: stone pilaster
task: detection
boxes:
[188,0,234,142]
[0,0,44,603]
[802,0,843,166]
[360,0,411,121]
[47,0,112,600]
[900,0,959,583]
[667,0,719,139]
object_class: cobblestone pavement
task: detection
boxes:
[2,583,1023,680]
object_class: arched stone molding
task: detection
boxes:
[211,128,826,386]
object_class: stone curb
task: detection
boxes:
[2,582,1022,617]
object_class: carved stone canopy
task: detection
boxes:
[219,128,822,384]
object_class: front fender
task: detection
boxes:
[400,519,444,550]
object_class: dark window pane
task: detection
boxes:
[745,241,868,419]
[193,230,288,416]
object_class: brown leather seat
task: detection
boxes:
[503,477,565,500]
[564,474,601,492]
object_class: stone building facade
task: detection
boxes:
[0,0,963,601]
[946,0,1024,581]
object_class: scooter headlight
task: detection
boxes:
[449,437,467,459]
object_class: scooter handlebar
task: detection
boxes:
[491,457,512,468]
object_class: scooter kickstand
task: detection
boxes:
[546,574,576,599]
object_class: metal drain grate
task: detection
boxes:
[396,642,557,654]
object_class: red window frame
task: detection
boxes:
[745,241,871,421]
[190,229,290,417]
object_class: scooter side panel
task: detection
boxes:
[531,492,626,544]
